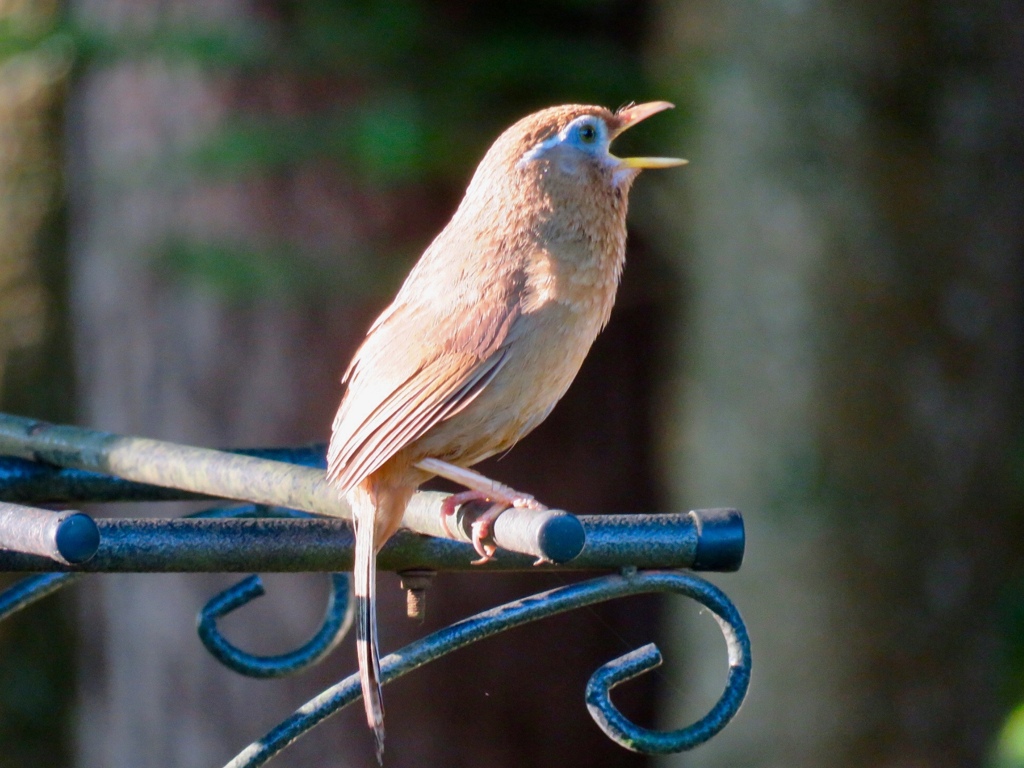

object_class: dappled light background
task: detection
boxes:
[0,1,1023,767]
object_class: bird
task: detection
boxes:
[327,101,685,761]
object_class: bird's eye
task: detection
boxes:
[578,123,598,143]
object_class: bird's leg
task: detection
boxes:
[417,457,546,508]
[416,458,547,562]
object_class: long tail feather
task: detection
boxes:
[353,499,385,762]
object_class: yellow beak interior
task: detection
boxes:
[617,156,689,169]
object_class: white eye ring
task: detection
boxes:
[518,116,605,167]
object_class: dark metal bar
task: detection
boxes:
[0,507,743,573]
[581,508,743,572]
[0,502,100,564]
[222,570,752,767]
[690,507,745,571]
[0,414,584,564]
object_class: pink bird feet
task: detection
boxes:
[415,458,547,564]
[439,490,546,563]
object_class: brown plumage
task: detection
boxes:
[327,101,685,761]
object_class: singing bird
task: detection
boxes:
[327,101,685,760]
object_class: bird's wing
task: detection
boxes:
[328,291,523,493]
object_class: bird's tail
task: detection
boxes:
[353,495,385,763]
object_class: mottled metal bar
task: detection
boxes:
[0,414,584,564]
[0,506,742,573]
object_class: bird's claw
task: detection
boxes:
[470,519,498,564]
[469,500,513,564]
[439,490,491,538]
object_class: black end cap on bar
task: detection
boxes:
[535,513,587,564]
[689,508,744,572]
[54,512,100,564]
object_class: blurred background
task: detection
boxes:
[1,0,1023,766]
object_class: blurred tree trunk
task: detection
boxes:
[650,1,1024,766]
[66,4,372,767]
[0,26,66,408]
[0,8,75,767]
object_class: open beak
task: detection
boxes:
[611,101,688,170]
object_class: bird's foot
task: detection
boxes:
[420,457,548,563]
[439,491,549,563]
[468,491,550,563]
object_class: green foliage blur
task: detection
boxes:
[0,2,72,762]
[50,0,663,302]
[185,0,650,182]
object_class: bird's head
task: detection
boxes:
[513,101,686,189]
[449,101,685,244]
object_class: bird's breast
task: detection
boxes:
[410,247,622,469]
[521,222,626,330]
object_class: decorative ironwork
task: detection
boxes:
[224,570,749,768]
[198,572,354,679]
[0,413,752,766]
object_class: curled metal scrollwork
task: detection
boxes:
[224,569,751,768]
[197,572,353,678]
[192,505,355,678]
